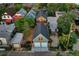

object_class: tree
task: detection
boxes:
[33,3,47,10]
[47,3,76,16]
[0,5,7,19]
[57,12,76,35]
[25,17,36,28]
[59,32,77,50]
[15,18,30,33]
[14,3,23,11]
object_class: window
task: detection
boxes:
[38,36,43,42]
[38,16,46,22]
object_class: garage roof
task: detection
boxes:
[36,9,47,20]
[11,33,23,44]
[15,8,27,17]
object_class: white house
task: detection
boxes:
[32,23,49,52]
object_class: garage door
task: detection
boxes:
[34,42,40,47]
[41,42,48,48]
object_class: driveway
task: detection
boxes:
[47,17,59,47]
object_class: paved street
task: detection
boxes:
[7,51,57,56]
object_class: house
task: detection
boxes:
[32,23,49,52]
[36,9,48,24]
[2,12,13,24]
[26,9,37,19]
[55,11,65,19]
[0,22,15,49]
[0,31,12,49]
[11,33,23,49]
[13,8,27,21]
[0,22,15,33]
[7,23,15,33]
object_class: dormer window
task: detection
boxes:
[38,35,43,42]
[37,16,46,22]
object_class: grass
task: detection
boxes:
[0,51,9,56]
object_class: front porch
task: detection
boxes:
[32,47,49,52]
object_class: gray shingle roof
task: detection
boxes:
[11,33,23,44]
[33,23,49,39]
[36,9,47,20]
[17,8,27,17]
[26,9,37,19]
[0,32,11,42]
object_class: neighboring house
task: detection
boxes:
[7,23,15,33]
[13,8,27,21]
[11,33,23,49]
[55,11,65,19]
[32,23,49,52]
[0,22,15,49]
[26,9,37,19]
[47,17,57,33]
[0,22,15,33]
[0,31,12,49]
[2,12,13,24]
[36,9,47,23]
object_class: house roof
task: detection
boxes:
[11,33,23,44]
[0,22,15,33]
[33,23,49,39]
[36,9,47,20]
[0,31,12,42]
[26,9,37,19]
[0,23,15,42]
[2,13,12,19]
[15,8,27,17]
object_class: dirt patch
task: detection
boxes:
[23,28,35,42]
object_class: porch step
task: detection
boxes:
[32,48,49,52]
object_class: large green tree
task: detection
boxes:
[59,32,77,50]
[15,18,30,33]
[33,3,47,10]
[57,12,76,35]
[25,17,35,28]
[14,3,23,11]
[47,3,76,16]
[0,5,7,19]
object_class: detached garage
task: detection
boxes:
[11,33,23,49]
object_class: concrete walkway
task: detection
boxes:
[50,34,59,47]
